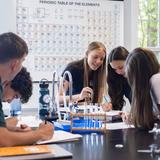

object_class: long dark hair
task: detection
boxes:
[125,47,160,129]
[107,46,129,110]
[84,41,107,103]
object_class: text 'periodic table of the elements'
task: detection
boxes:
[16,0,123,81]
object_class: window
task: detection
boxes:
[138,0,160,61]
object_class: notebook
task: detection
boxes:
[37,130,82,144]
[0,145,72,160]
[0,145,51,157]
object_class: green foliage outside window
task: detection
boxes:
[138,0,158,47]
[139,0,160,62]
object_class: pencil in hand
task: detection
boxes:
[44,115,47,124]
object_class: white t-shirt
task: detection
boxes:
[150,72,160,105]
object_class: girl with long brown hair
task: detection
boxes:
[125,47,160,129]
[102,46,131,111]
[60,41,107,104]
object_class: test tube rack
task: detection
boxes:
[70,112,107,133]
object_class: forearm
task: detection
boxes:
[59,94,80,105]
[0,127,42,147]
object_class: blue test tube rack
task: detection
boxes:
[70,112,107,133]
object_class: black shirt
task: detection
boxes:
[62,59,84,95]
[123,79,132,103]
[62,59,95,95]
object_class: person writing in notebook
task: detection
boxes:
[102,46,131,112]
[0,32,53,146]
[3,67,32,104]
[125,47,160,129]
[60,41,107,104]
[3,67,32,129]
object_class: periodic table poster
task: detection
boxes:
[16,0,124,81]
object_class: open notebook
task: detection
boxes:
[0,145,72,160]
[37,130,82,144]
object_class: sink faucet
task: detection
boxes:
[52,71,61,120]
[61,70,73,112]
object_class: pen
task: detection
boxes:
[104,96,110,103]
[45,115,47,124]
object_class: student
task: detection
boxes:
[3,67,32,104]
[125,47,160,129]
[60,41,107,104]
[102,46,131,111]
[3,67,32,128]
[0,32,53,146]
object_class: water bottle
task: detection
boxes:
[39,79,50,120]
[10,98,22,117]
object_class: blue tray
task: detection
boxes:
[54,119,103,134]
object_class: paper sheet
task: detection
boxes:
[37,130,82,144]
[17,116,42,128]
[106,110,121,116]
[106,122,134,130]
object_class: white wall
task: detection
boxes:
[124,0,139,51]
[0,0,16,34]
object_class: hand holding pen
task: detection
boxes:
[44,115,48,124]
[38,121,54,141]
[102,96,112,112]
